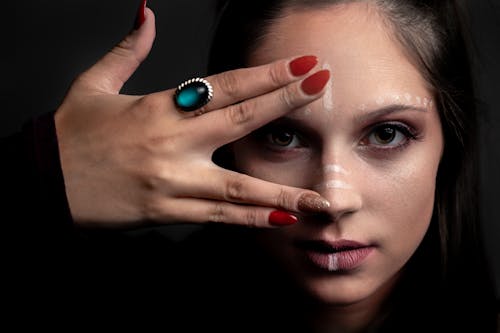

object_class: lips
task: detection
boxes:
[295,239,374,272]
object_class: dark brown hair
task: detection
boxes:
[209,0,497,330]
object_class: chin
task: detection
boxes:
[299,275,377,305]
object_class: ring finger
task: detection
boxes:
[170,55,319,115]
[173,167,330,214]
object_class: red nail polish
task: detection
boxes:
[301,70,331,95]
[269,211,298,226]
[134,0,147,30]
[289,55,318,77]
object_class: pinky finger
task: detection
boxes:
[156,199,299,228]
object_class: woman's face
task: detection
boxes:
[232,3,444,305]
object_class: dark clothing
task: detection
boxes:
[3,113,305,329]
[4,113,498,332]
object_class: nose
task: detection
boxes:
[312,163,362,223]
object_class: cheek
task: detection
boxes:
[371,168,435,223]
[362,112,443,237]
[363,148,441,250]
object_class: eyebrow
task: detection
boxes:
[280,103,428,132]
[355,104,428,125]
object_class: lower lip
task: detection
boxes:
[304,247,374,272]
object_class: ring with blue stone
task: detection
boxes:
[174,77,214,112]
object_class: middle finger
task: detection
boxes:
[188,68,330,149]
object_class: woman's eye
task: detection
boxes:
[265,129,300,148]
[372,126,399,145]
[364,123,416,148]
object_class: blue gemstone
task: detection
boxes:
[175,81,209,111]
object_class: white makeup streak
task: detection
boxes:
[322,63,334,112]
[325,180,352,189]
[316,180,352,190]
[328,253,339,271]
[315,165,352,190]
[359,95,435,111]
[323,164,350,175]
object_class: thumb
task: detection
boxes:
[79,6,156,94]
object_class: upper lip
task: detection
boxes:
[294,239,371,253]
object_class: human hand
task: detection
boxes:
[55,5,331,229]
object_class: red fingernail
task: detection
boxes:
[301,70,331,95]
[289,55,318,77]
[134,0,147,30]
[269,211,298,226]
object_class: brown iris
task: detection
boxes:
[270,130,294,146]
[373,126,396,144]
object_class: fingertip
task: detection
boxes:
[82,6,156,94]
[130,7,156,62]
[301,69,331,96]
[289,55,319,77]
[297,192,330,213]
[134,0,152,30]
[143,7,156,26]
[133,7,156,33]
[269,210,298,226]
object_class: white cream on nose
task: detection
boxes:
[314,164,352,190]
[322,62,334,113]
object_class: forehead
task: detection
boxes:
[249,3,431,108]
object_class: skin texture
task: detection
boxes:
[231,3,444,330]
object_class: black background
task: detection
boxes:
[9,1,500,297]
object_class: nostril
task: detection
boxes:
[300,188,362,224]
[300,211,334,224]
[301,209,356,224]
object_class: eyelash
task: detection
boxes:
[257,121,419,154]
[360,122,419,152]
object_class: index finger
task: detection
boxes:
[200,55,319,112]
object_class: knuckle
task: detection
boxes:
[268,62,287,87]
[226,101,255,126]
[208,203,226,223]
[275,188,294,210]
[138,160,177,194]
[108,42,141,73]
[113,41,135,61]
[224,176,246,202]
[140,166,169,192]
[243,209,259,228]
[135,94,165,118]
[279,84,298,110]
[217,71,241,98]
[141,195,166,222]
